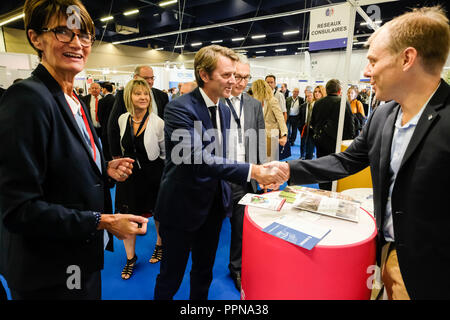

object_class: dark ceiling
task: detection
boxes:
[1,0,449,58]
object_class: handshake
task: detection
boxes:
[250,161,291,190]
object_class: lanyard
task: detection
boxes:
[128,110,149,170]
[72,93,96,161]
[225,96,243,143]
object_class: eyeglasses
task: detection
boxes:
[235,75,252,82]
[41,26,94,47]
[141,76,155,81]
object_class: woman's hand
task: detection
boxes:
[279,135,287,147]
[107,157,134,182]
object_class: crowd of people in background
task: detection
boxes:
[2,0,447,302]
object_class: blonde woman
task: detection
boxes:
[313,85,327,101]
[115,79,165,279]
[251,80,288,161]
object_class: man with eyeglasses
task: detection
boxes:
[222,54,266,291]
[107,65,169,159]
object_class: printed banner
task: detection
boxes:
[309,3,351,51]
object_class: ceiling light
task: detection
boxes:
[251,34,266,39]
[191,42,202,47]
[232,37,245,42]
[0,13,24,27]
[283,30,299,36]
[255,50,266,53]
[154,47,164,51]
[174,44,184,48]
[100,16,114,22]
[297,47,309,50]
[159,0,178,7]
[211,40,223,44]
[124,9,139,16]
[275,48,287,52]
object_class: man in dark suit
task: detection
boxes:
[309,79,355,190]
[298,87,315,160]
[286,87,304,146]
[222,54,266,291]
[107,65,169,158]
[97,82,115,161]
[267,6,450,300]
[153,45,286,300]
[81,82,102,137]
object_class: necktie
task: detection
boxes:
[73,94,97,161]
[208,106,217,129]
[95,96,99,121]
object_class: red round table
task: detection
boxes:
[241,190,377,300]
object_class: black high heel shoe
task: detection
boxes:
[149,245,163,264]
[121,254,137,280]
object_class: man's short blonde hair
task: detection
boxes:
[123,79,152,116]
[369,6,450,74]
[194,45,239,87]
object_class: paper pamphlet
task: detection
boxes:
[280,186,360,222]
[238,193,286,211]
[263,215,331,250]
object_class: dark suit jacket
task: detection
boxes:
[80,94,101,123]
[287,80,450,299]
[286,96,304,117]
[97,93,115,161]
[97,93,115,130]
[154,88,250,232]
[310,94,355,153]
[0,64,112,292]
[107,87,169,157]
[222,92,267,193]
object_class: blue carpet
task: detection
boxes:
[0,134,318,300]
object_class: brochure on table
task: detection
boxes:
[238,193,286,211]
[262,215,331,250]
[280,186,360,223]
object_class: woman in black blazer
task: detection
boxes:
[0,0,148,300]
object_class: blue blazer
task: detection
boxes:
[154,88,250,232]
[0,64,112,292]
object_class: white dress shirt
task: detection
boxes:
[228,94,246,163]
[89,94,101,128]
[199,88,252,182]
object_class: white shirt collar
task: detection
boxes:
[199,87,219,107]
[64,93,81,115]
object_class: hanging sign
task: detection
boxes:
[309,3,351,51]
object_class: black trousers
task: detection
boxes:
[10,270,101,300]
[228,183,248,277]
[315,136,336,191]
[154,192,224,300]
[0,281,7,300]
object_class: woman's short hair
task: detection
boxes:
[194,45,239,88]
[368,6,450,74]
[24,0,95,59]
[251,79,274,103]
[123,79,152,116]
